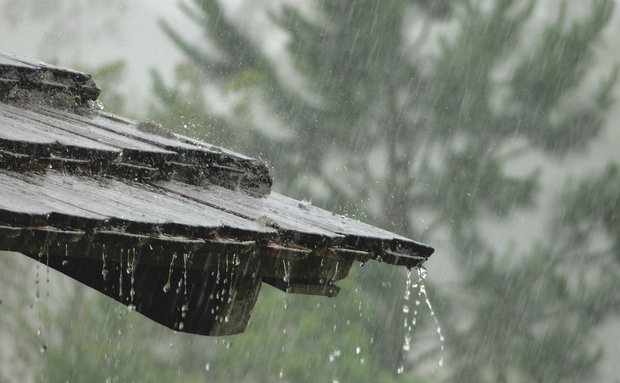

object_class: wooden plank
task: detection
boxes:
[0,53,91,82]
[267,193,432,253]
[156,180,432,260]
[157,180,343,240]
[173,134,254,161]
[44,106,217,154]
[20,105,176,155]
[0,170,276,237]
[0,105,121,152]
[158,179,428,246]
[0,114,57,145]
[36,106,272,195]
[0,53,99,104]
[0,54,38,69]
[0,170,107,220]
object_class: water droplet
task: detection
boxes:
[127,304,136,312]
[92,99,105,110]
[355,346,361,354]
[328,349,341,362]
[282,260,290,283]
[397,365,404,374]
[101,245,108,281]
[40,344,47,353]
[410,267,445,367]
[205,363,210,371]
[118,250,124,298]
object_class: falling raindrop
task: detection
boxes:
[35,254,40,302]
[328,349,341,362]
[182,252,192,319]
[118,250,123,299]
[282,259,290,283]
[402,270,414,354]
[128,249,137,304]
[416,267,445,367]
[101,244,108,281]
[163,252,177,293]
[45,250,50,299]
[181,304,188,319]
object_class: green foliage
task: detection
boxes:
[2,0,619,381]
[89,60,128,115]
[197,274,423,383]
[150,0,619,381]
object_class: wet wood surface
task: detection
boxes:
[0,56,433,335]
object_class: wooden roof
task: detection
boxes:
[0,53,433,335]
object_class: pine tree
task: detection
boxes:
[152,0,618,380]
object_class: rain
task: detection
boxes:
[1,0,620,382]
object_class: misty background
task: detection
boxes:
[1,0,620,382]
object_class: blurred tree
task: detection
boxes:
[89,60,129,115]
[2,0,618,382]
[153,0,620,381]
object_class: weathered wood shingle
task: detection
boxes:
[0,53,433,335]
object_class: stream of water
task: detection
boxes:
[399,267,445,373]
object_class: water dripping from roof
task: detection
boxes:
[101,244,108,281]
[163,252,177,293]
[128,248,137,305]
[399,266,445,373]
[118,249,123,299]
[414,267,444,367]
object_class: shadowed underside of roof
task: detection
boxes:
[0,53,433,335]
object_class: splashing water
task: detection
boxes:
[416,267,445,367]
[399,267,445,373]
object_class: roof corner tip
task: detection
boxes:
[0,52,100,109]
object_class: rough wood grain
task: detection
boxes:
[0,56,433,336]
